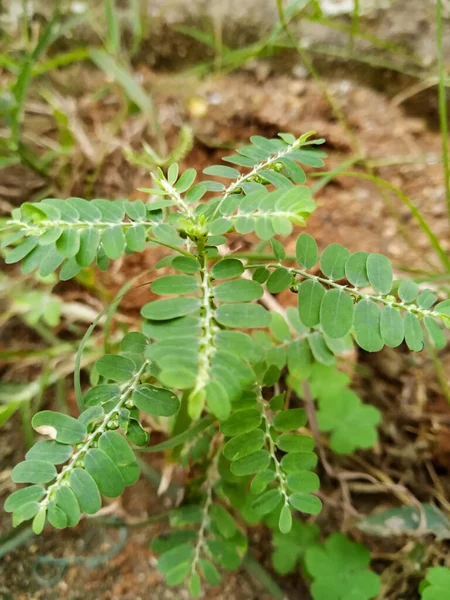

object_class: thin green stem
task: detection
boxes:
[190,449,220,577]
[436,0,450,221]
[350,0,360,51]
[188,243,219,414]
[257,388,289,506]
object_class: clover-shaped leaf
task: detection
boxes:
[271,521,319,574]
[305,534,380,600]
[421,567,450,600]
[316,390,381,454]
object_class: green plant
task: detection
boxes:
[420,567,450,599]
[3,132,450,596]
[305,533,381,600]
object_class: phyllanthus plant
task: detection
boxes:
[3,132,450,596]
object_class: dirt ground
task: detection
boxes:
[1,47,450,600]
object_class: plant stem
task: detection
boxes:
[257,388,289,506]
[436,0,450,221]
[188,246,218,410]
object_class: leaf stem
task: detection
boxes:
[188,245,219,408]
[190,448,220,576]
[257,388,289,506]
[212,134,314,218]
[246,262,448,322]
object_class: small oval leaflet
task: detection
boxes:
[287,471,320,493]
[273,408,307,432]
[320,289,354,339]
[220,408,262,437]
[280,452,318,473]
[152,275,198,295]
[380,306,404,348]
[366,253,393,295]
[320,244,350,281]
[141,297,201,321]
[266,268,292,294]
[12,501,41,526]
[398,279,419,303]
[205,379,231,421]
[298,279,325,327]
[84,448,125,498]
[98,431,140,486]
[214,279,263,303]
[133,384,180,417]
[95,354,136,382]
[56,486,81,527]
[353,299,384,353]
[251,488,282,516]
[223,429,266,461]
[69,468,102,515]
[101,226,126,260]
[289,492,322,515]
[76,228,101,267]
[215,303,270,329]
[4,485,45,513]
[417,289,437,309]
[203,165,240,179]
[172,256,201,273]
[26,440,73,464]
[345,251,369,288]
[84,384,120,406]
[296,233,318,269]
[424,316,446,350]
[32,410,86,444]
[212,258,244,279]
[230,449,270,476]
[404,311,424,351]
[308,332,335,366]
[47,502,67,529]
[279,505,293,534]
[277,433,314,453]
[251,470,276,495]
[11,460,57,484]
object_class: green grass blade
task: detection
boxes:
[105,0,121,56]
[89,48,153,116]
[11,9,60,149]
[436,0,450,221]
